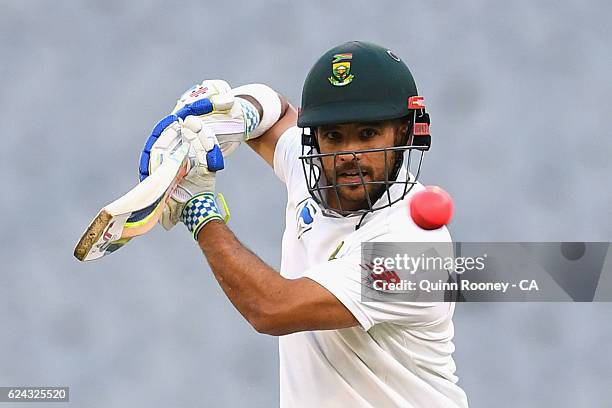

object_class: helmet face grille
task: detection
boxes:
[299,134,426,217]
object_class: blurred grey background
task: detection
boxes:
[1,0,611,407]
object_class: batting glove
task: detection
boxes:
[140,80,245,231]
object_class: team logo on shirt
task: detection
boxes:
[328,53,354,87]
[296,198,319,239]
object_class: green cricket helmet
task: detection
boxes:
[298,41,419,127]
[298,41,432,218]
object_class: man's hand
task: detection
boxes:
[158,116,228,233]
[139,80,255,230]
[176,117,230,239]
[172,80,261,157]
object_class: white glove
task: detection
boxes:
[140,80,253,230]
[147,115,226,231]
[172,79,261,157]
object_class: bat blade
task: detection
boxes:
[74,141,190,262]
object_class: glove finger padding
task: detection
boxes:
[173,80,247,158]
[140,79,244,231]
[181,116,224,173]
[160,119,223,231]
[148,122,182,175]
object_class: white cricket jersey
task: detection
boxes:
[273,126,469,408]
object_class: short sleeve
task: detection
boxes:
[304,255,453,332]
[273,126,304,187]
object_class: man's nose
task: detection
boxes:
[337,151,359,163]
[336,139,364,162]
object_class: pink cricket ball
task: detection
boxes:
[410,186,454,230]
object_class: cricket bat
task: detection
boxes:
[74,139,191,262]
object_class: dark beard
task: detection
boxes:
[333,181,387,211]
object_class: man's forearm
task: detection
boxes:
[195,220,289,332]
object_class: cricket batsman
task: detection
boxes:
[140,41,468,407]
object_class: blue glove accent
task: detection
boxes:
[206,144,224,172]
[174,106,190,120]
[143,136,157,153]
[175,98,214,120]
[139,100,214,182]
[139,114,179,181]
[152,114,178,138]
[139,151,150,181]
[189,98,215,115]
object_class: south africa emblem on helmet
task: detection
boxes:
[328,53,354,87]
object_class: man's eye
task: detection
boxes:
[361,128,378,139]
[325,132,342,141]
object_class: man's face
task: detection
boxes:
[315,119,409,212]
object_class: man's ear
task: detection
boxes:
[395,119,413,145]
[406,122,414,145]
